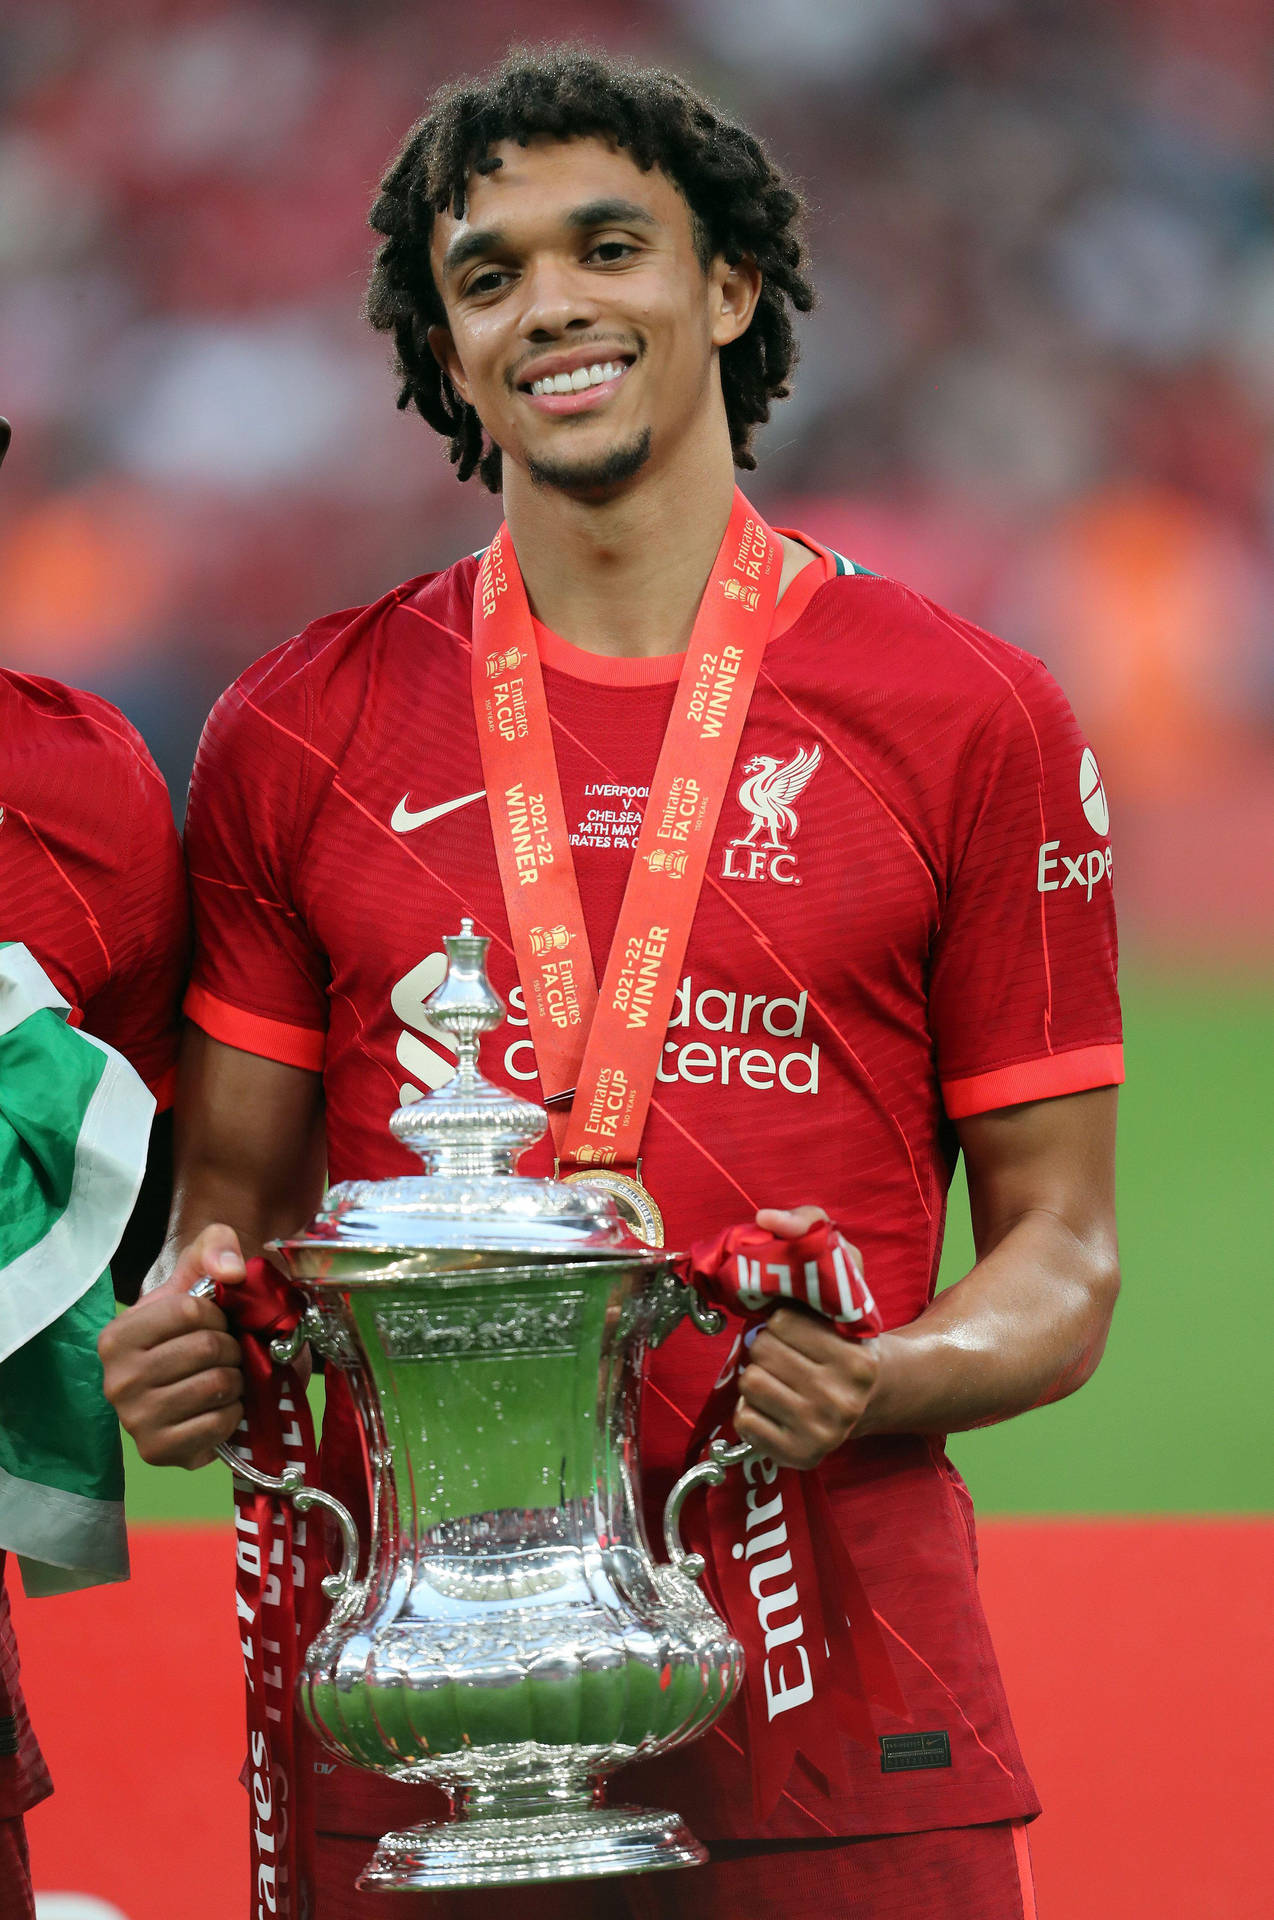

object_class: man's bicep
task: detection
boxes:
[171,1024,326,1256]
[955,1084,1118,1264]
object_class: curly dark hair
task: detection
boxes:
[365,45,814,492]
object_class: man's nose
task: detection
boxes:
[517,257,600,340]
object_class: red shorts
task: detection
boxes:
[0,1815,34,1920]
[311,1820,1037,1920]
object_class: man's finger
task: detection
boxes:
[134,1406,244,1472]
[138,1369,245,1430]
[732,1401,811,1470]
[744,1322,823,1391]
[737,1363,809,1430]
[169,1224,247,1292]
[118,1326,244,1391]
[98,1285,229,1364]
[756,1302,857,1361]
[754,1204,828,1240]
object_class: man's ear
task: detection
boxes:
[709,254,763,350]
[428,325,471,404]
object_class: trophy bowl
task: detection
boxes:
[262,923,744,1890]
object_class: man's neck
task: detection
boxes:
[502,451,809,659]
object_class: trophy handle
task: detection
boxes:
[647,1273,725,1350]
[662,1438,759,1582]
[190,1277,363,1625]
[212,1444,362,1625]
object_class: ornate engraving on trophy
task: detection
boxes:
[373,1290,587,1360]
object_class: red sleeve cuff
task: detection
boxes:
[183,982,326,1072]
[942,1042,1124,1119]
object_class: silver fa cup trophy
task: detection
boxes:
[225,923,746,1891]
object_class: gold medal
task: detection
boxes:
[558,1167,665,1247]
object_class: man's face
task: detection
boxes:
[428,137,753,499]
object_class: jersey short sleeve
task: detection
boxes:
[183,636,341,1072]
[930,658,1123,1118]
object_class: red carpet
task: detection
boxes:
[13,1520,1274,1918]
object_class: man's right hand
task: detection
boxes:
[98,1224,248,1470]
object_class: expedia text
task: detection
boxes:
[1037,839,1113,901]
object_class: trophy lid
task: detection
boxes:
[273,922,665,1278]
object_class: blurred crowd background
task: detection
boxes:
[2,0,1272,958]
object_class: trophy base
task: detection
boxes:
[357,1804,707,1889]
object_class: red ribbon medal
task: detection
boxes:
[678,1220,908,1821]
[472,488,782,1175]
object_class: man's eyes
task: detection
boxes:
[461,239,640,296]
[586,238,637,264]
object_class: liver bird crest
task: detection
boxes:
[733,745,823,849]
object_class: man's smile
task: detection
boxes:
[515,347,636,415]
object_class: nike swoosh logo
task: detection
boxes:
[391,788,486,833]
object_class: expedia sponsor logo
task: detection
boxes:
[734,1455,814,1720]
[485,646,523,676]
[687,646,746,741]
[1079,746,1109,835]
[1036,840,1113,900]
[528,923,572,955]
[505,782,551,882]
[644,848,688,878]
[722,745,822,885]
[1037,749,1114,902]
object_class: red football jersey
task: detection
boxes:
[0,672,188,1107]
[0,672,189,1822]
[183,538,1121,1840]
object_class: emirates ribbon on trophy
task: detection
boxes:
[213,1258,322,1920]
[677,1218,908,1822]
[472,490,781,1195]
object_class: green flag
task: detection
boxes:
[0,942,154,1595]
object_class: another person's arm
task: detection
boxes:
[734,1082,1119,1467]
[103,625,339,1466]
[98,1027,325,1470]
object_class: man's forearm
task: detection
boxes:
[144,1149,326,1292]
[853,1207,1120,1438]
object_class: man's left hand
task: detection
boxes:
[733,1204,880,1469]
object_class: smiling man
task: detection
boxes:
[99,47,1122,1920]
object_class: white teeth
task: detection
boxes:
[529,361,626,397]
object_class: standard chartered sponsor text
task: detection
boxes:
[505,971,819,1094]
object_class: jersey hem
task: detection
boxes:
[183,983,326,1072]
[941,1043,1124,1119]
